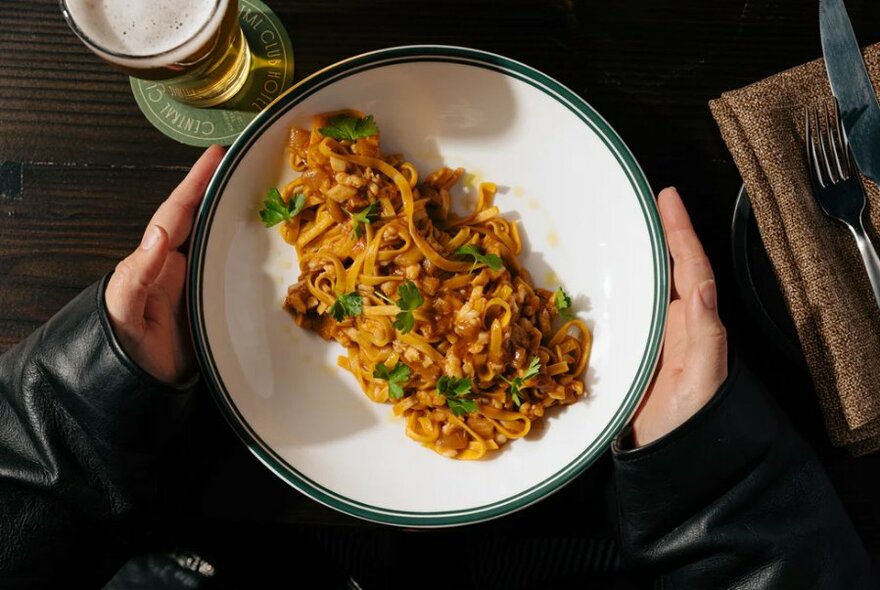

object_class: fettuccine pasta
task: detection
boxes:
[268,111,591,460]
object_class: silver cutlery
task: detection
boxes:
[820,0,880,182]
[806,102,880,309]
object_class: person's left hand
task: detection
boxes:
[629,187,728,447]
[105,146,224,385]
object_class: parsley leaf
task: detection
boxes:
[328,292,363,321]
[438,375,472,397]
[503,356,541,407]
[455,245,503,272]
[446,397,478,417]
[259,188,305,227]
[437,375,477,416]
[393,280,424,334]
[349,201,381,238]
[373,362,410,400]
[555,286,574,319]
[393,312,414,334]
[396,280,424,310]
[319,114,379,141]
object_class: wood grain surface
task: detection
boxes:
[3,0,880,561]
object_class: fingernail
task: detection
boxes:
[141,225,161,251]
[698,279,717,310]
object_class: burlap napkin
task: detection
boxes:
[710,45,880,455]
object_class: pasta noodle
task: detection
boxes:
[274,110,592,460]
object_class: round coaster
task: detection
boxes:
[130,0,294,147]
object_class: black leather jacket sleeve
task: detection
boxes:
[611,361,876,588]
[1,278,876,589]
[0,277,197,588]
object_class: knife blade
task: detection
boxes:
[820,0,880,183]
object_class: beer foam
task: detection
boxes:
[64,0,227,64]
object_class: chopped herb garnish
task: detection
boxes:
[393,313,415,335]
[328,292,363,322]
[396,280,424,311]
[555,286,574,320]
[445,397,477,417]
[259,187,305,227]
[455,245,503,272]
[373,362,410,400]
[319,114,379,141]
[349,201,381,238]
[393,280,424,334]
[437,375,477,416]
[438,375,472,397]
[503,356,541,407]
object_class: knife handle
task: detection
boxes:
[851,218,880,312]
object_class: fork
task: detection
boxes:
[805,102,880,310]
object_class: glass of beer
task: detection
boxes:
[59,0,252,108]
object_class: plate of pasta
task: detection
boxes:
[189,46,668,526]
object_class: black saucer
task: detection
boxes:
[730,185,806,367]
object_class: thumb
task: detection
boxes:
[106,225,170,334]
[682,279,728,399]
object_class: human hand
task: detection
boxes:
[630,187,728,447]
[105,146,224,385]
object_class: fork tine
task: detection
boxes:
[806,107,826,188]
[816,105,838,184]
[832,100,855,177]
[825,101,849,181]
[806,109,815,183]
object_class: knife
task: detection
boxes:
[820,0,880,184]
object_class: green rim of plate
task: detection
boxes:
[188,45,669,527]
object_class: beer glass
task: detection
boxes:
[60,0,252,108]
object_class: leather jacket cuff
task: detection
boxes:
[41,275,198,454]
[610,359,777,534]
[97,273,199,393]
[612,355,739,456]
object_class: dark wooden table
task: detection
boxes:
[3,0,880,580]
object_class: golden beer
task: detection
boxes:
[60,0,252,108]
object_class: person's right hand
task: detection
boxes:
[630,187,728,447]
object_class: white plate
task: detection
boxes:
[188,46,668,527]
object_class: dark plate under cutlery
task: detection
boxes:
[731,186,805,368]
